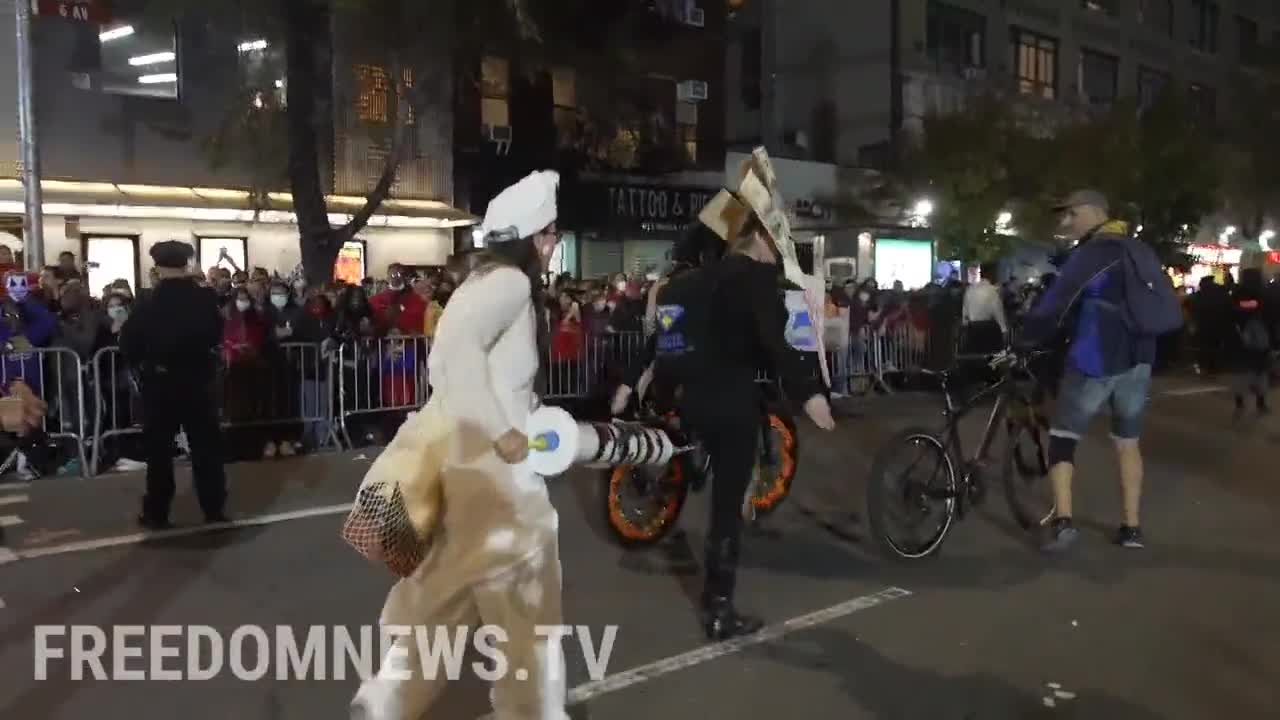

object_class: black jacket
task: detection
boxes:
[120,278,222,376]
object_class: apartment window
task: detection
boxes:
[1137,66,1170,110]
[1237,16,1261,66]
[741,27,762,110]
[1137,0,1173,37]
[239,42,287,109]
[1010,28,1057,100]
[926,1,986,71]
[1079,49,1118,106]
[676,100,698,164]
[1189,83,1216,122]
[353,64,392,124]
[480,56,511,128]
[552,67,578,148]
[1081,0,1118,17]
[92,15,179,99]
[1189,0,1219,53]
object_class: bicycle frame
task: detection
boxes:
[937,372,1013,474]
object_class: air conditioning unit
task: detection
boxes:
[686,7,705,27]
[677,80,709,102]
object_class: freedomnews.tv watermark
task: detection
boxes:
[34,624,617,682]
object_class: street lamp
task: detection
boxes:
[1219,225,1237,246]
[913,199,934,217]
[996,211,1013,226]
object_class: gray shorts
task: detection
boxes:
[1051,364,1152,441]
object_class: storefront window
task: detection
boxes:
[334,240,366,284]
[198,237,247,275]
[874,238,933,290]
[84,236,140,295]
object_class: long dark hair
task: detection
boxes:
[463,235,549,376]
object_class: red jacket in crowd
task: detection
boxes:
[369,288,426,336]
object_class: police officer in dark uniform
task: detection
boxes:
[121,241,228,529]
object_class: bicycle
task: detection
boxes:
[604,379,799,546]
[865,348,1055,560]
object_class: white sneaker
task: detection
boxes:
[263,441,277,459]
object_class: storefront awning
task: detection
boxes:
[0,179,479,229]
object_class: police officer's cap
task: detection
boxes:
[150,241,193,269]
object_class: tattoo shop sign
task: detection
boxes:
[568,183,716,234]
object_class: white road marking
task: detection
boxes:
[0,515,23,528]
[1158,385,1227,397]
[7,503,353,563]
[0,547,16,565]
[566,587,912,705]
[0,494,29,506]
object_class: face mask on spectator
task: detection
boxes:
[235,299,252,312]
[270,293,288,309]
[107,305,128,322]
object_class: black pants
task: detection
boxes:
[140,371,227,521]
[683,396,758,546]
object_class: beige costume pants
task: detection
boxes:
[350,539,569,720]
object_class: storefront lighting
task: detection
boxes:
[128,52,176,67]
[138,73,178,85]
[913,199,934,217]
[0,201,473,228]
[1260,230,1276,251]
[100,26,135,42]
[237,40,268,53]
[996,211,1012,226]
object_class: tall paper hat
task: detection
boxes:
[733,147,806,288]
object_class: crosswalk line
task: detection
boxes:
[0,547,16,565]
[0,494,29,507]
[0,515,23,528]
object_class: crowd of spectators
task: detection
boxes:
[1,241,1274,479]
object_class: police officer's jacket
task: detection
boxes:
[120,277,223,378]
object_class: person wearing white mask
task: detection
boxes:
[351,170,568,720]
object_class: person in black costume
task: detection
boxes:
[683,208,835,640]
[121,241,228,529]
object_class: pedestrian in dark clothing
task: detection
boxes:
[121,241,227,529]
[1229,268,1273,419]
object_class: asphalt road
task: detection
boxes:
[1,377,1278,720]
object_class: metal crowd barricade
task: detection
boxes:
[89,342,340,476]
[0,346,89,476]
[543,330,646,400]
[335,335,431,447]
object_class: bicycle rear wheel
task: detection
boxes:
[1002,419,1054,530]
[866,426,958,560]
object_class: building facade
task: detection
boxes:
[0,0,471,291]
[453,0,728,279]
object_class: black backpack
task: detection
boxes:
[652,266,718,386]
[1098,236,1184,336]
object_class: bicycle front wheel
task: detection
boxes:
[866,426,958,560]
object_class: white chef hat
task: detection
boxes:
[478,170,560,245]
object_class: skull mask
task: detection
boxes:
[6,272,30,303]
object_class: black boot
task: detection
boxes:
[700,537,763,641]
[1258,393,1270,416]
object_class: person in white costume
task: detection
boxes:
[351,170,569,720]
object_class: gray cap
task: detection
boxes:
[1053,189,1109,213]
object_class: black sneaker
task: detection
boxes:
[136,514,173,531]
[1115,525,1144,549]
[1040,517,1079,553]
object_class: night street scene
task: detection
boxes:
[2,1,1280,718]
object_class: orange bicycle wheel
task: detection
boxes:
[605,458,689,546]
[750,413,798,514]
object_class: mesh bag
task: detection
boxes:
[340,403,449,577]
[341,478,426,578]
